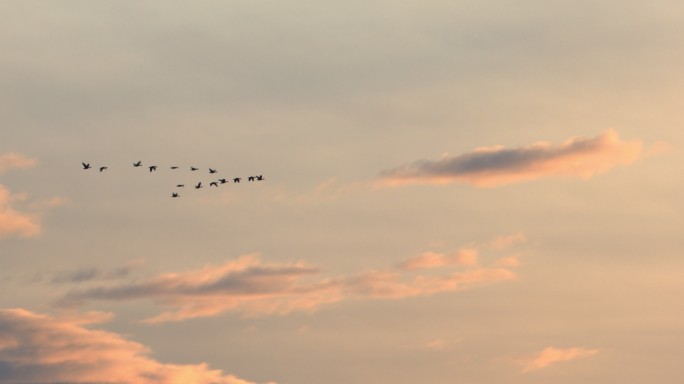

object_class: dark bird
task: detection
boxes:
[149,166,157,172]
[190,167,198,171]
[172,192,179,198]
[218,178,228,184]
[133,161,142,167]
[195,182,202,189]
[176,184,185,188]
[233,177,241,183]
[82,162,91,170]
[248,176,255,182]
[170,166,179,169]
[210,181,218,187]
[209,168,217,174]
[99,166,108,172]
[256,175,264,181]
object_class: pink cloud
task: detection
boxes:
[59,253,516,323]
[0,186,41,238]
[0,308,261,383]
[521,346,600,372]
[0,153,37,174]
[398,249,478,270]
[377,130,646,187]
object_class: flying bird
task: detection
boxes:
[176,184,185,188]
[195,182,202,189]
[99,166,108,172]
[248,176,255,182]
[190,167,198,171]
[209,168,217,174]
[233,177,241,183]
[210,181,218,187]
[149,166,157,172]
[133,161,142,167]
[218,178,228,184]
[172,192,179,198]
[256,175,264,181]
[170,166,179,169]
[82,162,91,170]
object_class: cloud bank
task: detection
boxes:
[59,253,515,323]
[521,346,600,372]
[377,130,645,187]
[0,308,258,384]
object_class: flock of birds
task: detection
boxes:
[81,161,264,198]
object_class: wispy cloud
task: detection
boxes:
[377,130,646,187]
[521,346,600,372]
[0,153,37,174]
[58,253,516,323]
[0,308,261,384]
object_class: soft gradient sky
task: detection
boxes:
[1,1,683,383]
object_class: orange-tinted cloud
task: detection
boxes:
[0,185,41,238]
[0,152,37,174]
[0,308,259,383]
[59,253,516,323]
[521,346,600,372]
[377,130,646,187]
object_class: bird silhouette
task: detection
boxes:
[209,168,217,174]
[172,192,179,198]
[149,166,157,172]
[256,175,264,181]
[190,167,198,171]
[248,176,255,182]
[195,182,202,189]
[210,181,218,187]
[170,166,179,169]
[99,166,108,172]
[218,178,228,184]
[176,184,185,188]
[233,177,241,183]
[133,161,142,167]
[82,162,91,170]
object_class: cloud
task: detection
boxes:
[0,186,41,238]
[377,130,646,187]
[0,308,260,384]
[0,154,60,240]
[58,253,515,323]
[59,254,343,323]
[0,153,37,174]
[398,249,478,270]
[521,346,600,372]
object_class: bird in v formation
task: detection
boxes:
[81,160,264,198]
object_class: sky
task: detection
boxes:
[1,1,683,383]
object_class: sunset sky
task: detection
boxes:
[1,1,683,383]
